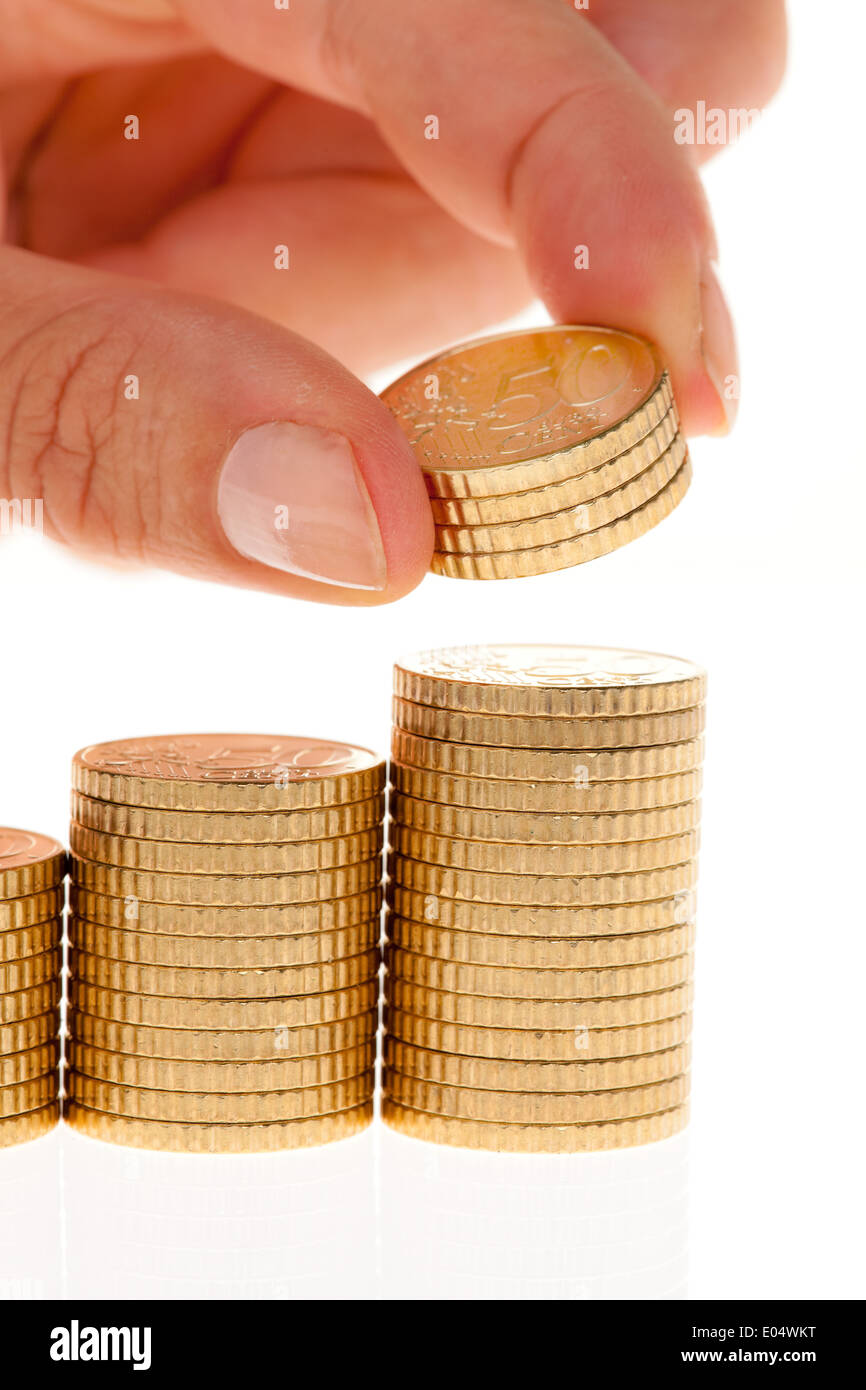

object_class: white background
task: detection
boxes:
[1,0,864,1300]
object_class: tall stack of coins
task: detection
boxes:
[64,736,385,1153]
[1,829,64,1147]
[380,327,690,580]
[383,646,705,1152]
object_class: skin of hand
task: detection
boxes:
[0,0,786,605]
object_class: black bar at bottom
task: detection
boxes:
[0,1299,853,1375]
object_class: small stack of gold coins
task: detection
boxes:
[64,735,385,1153]
[383,646,705,1152]
[1,829,64,1147]
[380,326,690,579]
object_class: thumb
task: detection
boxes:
[0,249,433,604]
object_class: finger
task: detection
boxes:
[0,1,198,81]
[10,66,531,364]
[0,248,433,603]
[76,175,534,374]
[172,0,737,434]
[583,0,788,162]
[4,56,275,257]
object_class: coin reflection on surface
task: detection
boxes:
[380,1126,689,1299]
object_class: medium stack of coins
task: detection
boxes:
[64,735,385,1153]
[383,646,705,1152]
[381,326,690,579]
[1,829,64,1147]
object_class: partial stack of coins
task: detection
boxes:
[380,326,690,579]
[384,646,705,1152]
[1,829,64,1147]
[64,735,385,1153]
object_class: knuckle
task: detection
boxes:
[317,0,364,103]
[0,300,150,554]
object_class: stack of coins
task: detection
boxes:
[383,646,705,1152]
[380,326,690,580]
[1,829,64,1148]
[64,735,385,1153]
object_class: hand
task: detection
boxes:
[0,0,785,603]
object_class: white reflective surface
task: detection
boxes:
[3,1119,689,1301]
[377,1126,688,1300]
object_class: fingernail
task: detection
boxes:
[700,261,739,434]
[217,422,387,591]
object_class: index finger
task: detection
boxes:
[174,0,735,435]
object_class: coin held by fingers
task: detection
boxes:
[381,326,690,580]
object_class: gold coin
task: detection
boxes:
[0,919,62,962]
[394,644,707,717]
[392,729,704,782]
[387,979,694,1029]
[69,824,383,875]
[0,982,61,1025]
[66,1071,375,1123]
[68,1006,378,1061]
[0,887,65,931]
[66,1040,377,1093]
[387,883,696,935]
[70,790,385,844]
[391,764,703,814]
[381,326,672,497]
[0,1042,60,1088]
[388,856,698,907]
[432,456,692,579]
[385,1005,692,1060]
[392,699,704,751]
[73,736,387,810]
[68,946,380,999]
[0,1102,59,1149]
[68,979,379,1030]
[65,1100,373,1152]
[0,1010,60,1055]
[382,1099,688,1152]
[70,855,382,906]
[69,884,382,936]
[436,434,686,552]
[429,410,680,525]
[72,734,386,811]
[386,946,693,1000]
[387,915,695,969]
[390,792,701,844]
[389,825,699,875]
[0,828,66,899]
[0,949,62,995]
[69,917,380,969]
[0,1073,58,1118]
[384,1037,691,1092]
[384,1071,689,1124]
